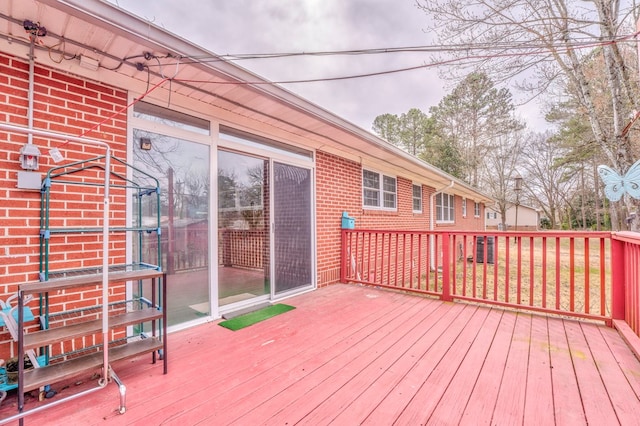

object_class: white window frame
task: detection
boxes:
[436,193,455,223]
[412,183,422,213]
[474,202,481,217]
[363,169,397,210]
[462,198,467,218]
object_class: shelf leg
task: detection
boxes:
[108,366,127,414]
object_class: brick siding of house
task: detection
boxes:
[315,150,485,287]
[0,52,128,358]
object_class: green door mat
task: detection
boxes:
[218,304,295,331]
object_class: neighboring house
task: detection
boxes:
[0,0,492,359]
[486,204,540,231]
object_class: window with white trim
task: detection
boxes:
[474,202,481,217]
[363,169,396,209]
[462,198,467,217]
[412,184,422,213]
[436,193,455,222]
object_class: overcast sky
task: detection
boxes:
[109,0,544,133]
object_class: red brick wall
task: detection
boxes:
[360,176,430,230]
[315,150,485,286]
[0,52,127,357]
[441,196,486,231]
[447,196,485,256]
[315,151,361,286]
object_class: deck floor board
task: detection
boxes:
[564,320,619,425]
[233,295,431,424]
[394,306,492,425]
[523,315,555,426]
[426,309,504,426]
[360,304,479,424]
[581,322,640,424]
[600,325,640,398]
[271,294,444,425]
[131,285,413,425]
[547,315,587,425]
[292,296,445,425]
[459,309,516,426]
[491,313,532,425]
[214,293,425,425]
[327,302,466,425]
[3,284,640,426]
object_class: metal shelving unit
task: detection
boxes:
[39,154,162,281]
[9,154,167,423]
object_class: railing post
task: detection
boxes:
[441,232,452,302]
[611,234,625,322]
[340,229,347,283]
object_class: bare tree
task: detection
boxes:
[416,0,640,229]
[521,131,578,229]
[482,130,525,230]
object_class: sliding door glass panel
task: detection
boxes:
[273,162,312,294]
[132,129,210,326]
[218,150,270,306]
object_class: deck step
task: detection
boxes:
[23,338,162,392]
[23,308,163,350]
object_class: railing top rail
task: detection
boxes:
[343,229,612,238]
[612,231,640,244]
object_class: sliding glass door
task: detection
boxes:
[217,150,270,306]
[273,162,313,294]
[217,150,314,307]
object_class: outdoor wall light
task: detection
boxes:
[19,142,41,170]
[140,137,152,150]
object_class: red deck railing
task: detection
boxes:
[342,229,640,333]
[611,231,640,335]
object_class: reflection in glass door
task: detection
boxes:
[218,150,270,306]
[273,162,313,294]
[133,129,210,326]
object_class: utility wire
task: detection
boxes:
[166,34,635,86]
[173,31,639,64]
[138,31,639,86]
[3,11,637,141]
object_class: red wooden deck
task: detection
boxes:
[3,283,640,425]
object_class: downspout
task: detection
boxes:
[430,181,455,267]
[484,202,488,231]
[27,37,35,145]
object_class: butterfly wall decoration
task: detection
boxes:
[597,159,640,201]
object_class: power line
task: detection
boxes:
[140,31,638,86]
[176,32,639,64]
[165,35,634,86]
